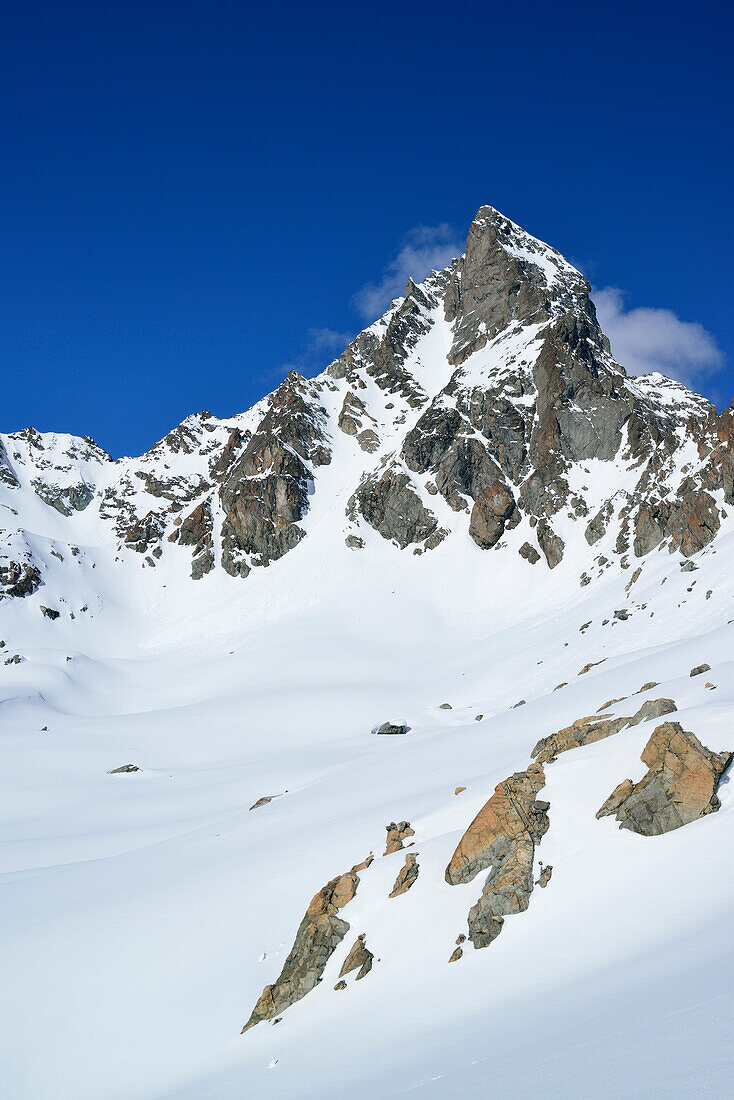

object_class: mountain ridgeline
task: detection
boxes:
[2,205,733,605]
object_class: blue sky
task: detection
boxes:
[2,0,732,457]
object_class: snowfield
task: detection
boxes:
[1,499,733,1098]
[2,205,733,1098]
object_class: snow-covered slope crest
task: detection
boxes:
[2,205,734,1100]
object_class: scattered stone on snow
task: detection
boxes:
[375,721,408,735]
[249,794,284,811]
[578,658,607,675]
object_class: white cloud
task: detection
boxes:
[593,286,723,387]
[352,224,462,321]
[275,326,354,383]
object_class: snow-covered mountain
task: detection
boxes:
[2,206,733,1099]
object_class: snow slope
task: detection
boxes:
[1,206,733,1099]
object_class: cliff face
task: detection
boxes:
[1,205,731,610]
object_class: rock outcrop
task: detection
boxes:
[242,856,371,1032]
[220,372,330,576]
[32,479,94,515]
[389,853,419,897]
[532,698,677,765]
[168,499,214,579]
[596,722,731,835]
[445,764,549,948]
[0,559,42,599]
[352,464,438,549]
[468,481,517,549]
[384,821,414,855]
[338,934,373,980]
[2,203,731,607]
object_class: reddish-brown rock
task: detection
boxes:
[445,764,549,948]
[596,722,731,835]
[242,856,372,1032]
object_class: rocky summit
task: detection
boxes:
[3,206,734,1100]
[3,206,734,607]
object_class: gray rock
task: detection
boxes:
[468,481,516,549]
[537,521,564,568]
[519,541,540,564]
[32,480,94,516]
[352,465,438,549]
[375,722,408,736]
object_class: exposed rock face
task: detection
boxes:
[404,407,509,515]
[109,764,141,774]
[169,500,214,579]
[389,853,419,897]
[468,481,516,549]
[445,764,549,948]
[338,934,373,980]
[532,698,677,765]
[633,488,720,559]
[536,521,564,568]
[384,821,414,855]
[209,427,248,482]
[32,480,94,515]
[690,663,711,677]
[328,269,452,407]
[2,204,731,611]
[352,464,438,549]
[537,864,553,887]
[123,510,166,554]
[0,440,19,487]
[220,372,330,576]
[596,722,731,835]
[0,559,42,599]
[338,392,379,453]
[444,207,586,367]
[249,794,282,810]
[242,857,371,1032]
